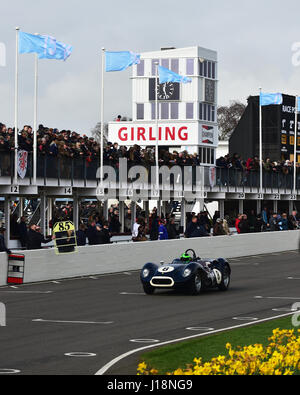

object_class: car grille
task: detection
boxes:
[150,277,174,287]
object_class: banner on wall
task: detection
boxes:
[17,150,28,179]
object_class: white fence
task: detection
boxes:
[0,231,299,286]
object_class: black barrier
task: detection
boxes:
[1,152,300,191]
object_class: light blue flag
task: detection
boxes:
[19,31,72,61]
[260,92,283,106]
[106,51,141,72]
[158,66,192,84]
[297,98,300,113]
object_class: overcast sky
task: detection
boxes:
[1,0,300,134]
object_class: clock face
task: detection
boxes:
[157,82,175,100]
[149,79,180,101]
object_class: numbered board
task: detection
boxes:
[53,221,78,255]
[10,185,19,194]
[64,187,73,195]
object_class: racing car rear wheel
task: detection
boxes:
[189,272,202,295]
[143,284,155,295]
[218,266,230,291]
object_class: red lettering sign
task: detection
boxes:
[117,126,190,143]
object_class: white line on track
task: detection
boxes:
[0,271,140,290]
[186,327,215,332]
[287,277,300,280]
[120,292,145,296]
[233,317,258,321]
[255,296,300,300]
[130,339,160,344]
[65,352,97,358]
[0,291,53,294]
[32,319,113,325]
[0,369,21,374]
[94,311,296,375]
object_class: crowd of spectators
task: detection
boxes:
[0,122,201,169]
[2,122,300,179]
[234,208,300,234]
[2,200,300,251]
[216,153,298,175]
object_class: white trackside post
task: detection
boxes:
[259,88,263,193]
[14,27,20,184]
[33,50,38,184]
[100,47,105,188]
[155,62,159,195]
[294,95,298,194]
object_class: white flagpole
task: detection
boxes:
[14,27,20,185]
[294,95,298,194]
[33,51,38,184]
[259,87,263,193]
[100,47,105,187]
[155,62,159,194]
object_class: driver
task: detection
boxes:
[180,253,193,263]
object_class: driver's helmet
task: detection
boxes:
[180,253,192,263]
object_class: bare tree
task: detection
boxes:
[91,122,108,143]
[218,101,246,141]
[91,116,132,143]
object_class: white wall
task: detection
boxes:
[0,230,299,286]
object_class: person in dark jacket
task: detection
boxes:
[166,218,179,240]
[99,221,112,244]
[18,216,28,248]
[150,214,159,241]
[278,213,289,231]
[86,222,101,245]
[76,224,87,246]
[269,214,279,232]
[0,227,11,254]
[185,216,210,238]
[238,215,251,234]
[26,225,52,250]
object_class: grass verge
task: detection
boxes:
[140,316,296,374]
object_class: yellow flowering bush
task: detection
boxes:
[138,329,300,376]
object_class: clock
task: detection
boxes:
[157,82,175,100]
[149,79,180,101]
[204,79,215,103]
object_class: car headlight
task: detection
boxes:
[183,268,192,278]
[142,269,150,278]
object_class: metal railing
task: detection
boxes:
[0,151,299,191]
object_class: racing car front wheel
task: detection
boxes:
[143,284,155,295]
[218,266,230,291]
[189,272,202,295]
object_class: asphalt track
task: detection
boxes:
[0,250,299,375]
